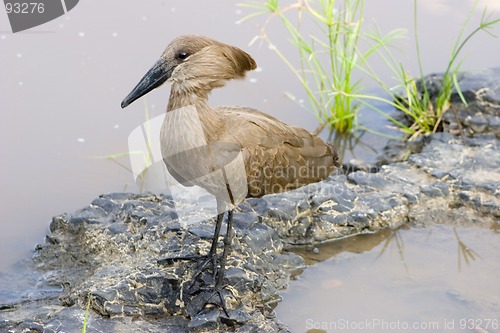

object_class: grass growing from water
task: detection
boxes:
[239,0,403,134]
[240,0,500,140]
[366,0,500,140]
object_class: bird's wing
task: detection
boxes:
[215,106,339,197]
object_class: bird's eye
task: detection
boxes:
[177,51,189,60]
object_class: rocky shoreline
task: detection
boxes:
[1,69,499,332]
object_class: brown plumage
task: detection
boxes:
[121,35,339,314]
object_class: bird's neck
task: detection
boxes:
[167,83,223,141]
[168,83,206,111]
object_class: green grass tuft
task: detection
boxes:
[240,0,500,141]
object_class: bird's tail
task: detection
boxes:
[327,143,341,168]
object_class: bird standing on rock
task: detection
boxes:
[121,35,339,315]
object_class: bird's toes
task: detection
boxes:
[157,253,205,266]
[192,284,234,317]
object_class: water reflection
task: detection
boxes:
[453,227,482,272]
[293,225,485,273]
[293,228,400,265]
[278,224,499,332]
[326,129,380,164]
[375,227,410,275]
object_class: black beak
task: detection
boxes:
[121,59,174,108]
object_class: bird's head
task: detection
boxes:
[121,35,257,108]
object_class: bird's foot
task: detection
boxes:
[189,280,233,317]
[158,252,220,286]
[157,253,205,266]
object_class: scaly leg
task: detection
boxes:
[158,209,225,276]
[216,209,233,288]
[200,209,233,316]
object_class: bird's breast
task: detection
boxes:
[160,105,248,205]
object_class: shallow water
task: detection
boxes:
[278,224,500,333]
[1,0,499,328]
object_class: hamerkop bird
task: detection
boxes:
[121,35,339,313]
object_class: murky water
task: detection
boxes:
[1,0,499,328]
[279,224,500,332]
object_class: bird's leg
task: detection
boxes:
[209,210,224,257]
[184,199,229,291]
[158,197,226,265]
[196,209,233,316]
[185,210,225,283]
[200,209,224,278]
[197,168,236,316]
[216,209,233,288]
[158,210,224,277]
